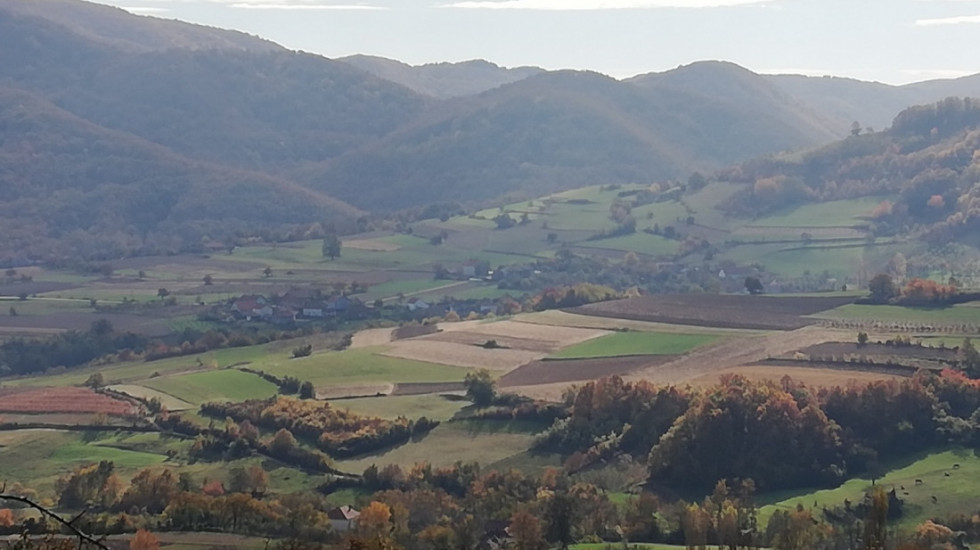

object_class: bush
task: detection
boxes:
[291,344,313,358]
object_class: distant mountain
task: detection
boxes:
[5,0,980,263]
[0,86,363,264]
[302,68,842,209]
[339,55,545,99]
[0,5,429,173]
[764,71,980,135]
[0,0,280,53]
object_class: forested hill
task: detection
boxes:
[719,97,980,247]
[339,55,546,99]
[0,0,280,53]
[0,85,365,265]
[299,67,851,210]
[5,0,980,263]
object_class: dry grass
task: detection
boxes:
[688,365,902,388]
[380,340,541,371]
[438,320,608,347]
[350,327,395,348]
[343,238,401,252]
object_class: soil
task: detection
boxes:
[572,294,856,330]
[0,387,136,415]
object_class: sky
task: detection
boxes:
[92,0,980,84]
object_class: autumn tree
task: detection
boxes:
[510,509,546,550]
[868,273,897,304]
[0,508,14,527]
[863,486,888,550]
[358,501,393,540]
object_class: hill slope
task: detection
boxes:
[0,85,363,264]
[339,55,545,99]
[302,67,843,209]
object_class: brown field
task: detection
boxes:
[0,387,136,415]
[499,355,673,387]
[573,294,856,330]
[0,412,131,426]
[344,238,401,251]
[350,327,395,348]
[437,320,608,348]
[512,310,762,336]
[800,342,958,362]
[391,382,465,395]
[422,331,560,353]
[380,320,609,371]
[688,364,903,388]
[381,340,542,371]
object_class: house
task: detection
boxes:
[405,298,430,312]
[232,295,272,320]
[326,506,360,532]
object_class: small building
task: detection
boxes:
[406,298,430,312]
[327,506,360,532]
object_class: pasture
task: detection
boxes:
[336,419,549,473]
[141,369,278,406]
[758,448,980,531]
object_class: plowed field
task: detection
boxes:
[0,387,135,415]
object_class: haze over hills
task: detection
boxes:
[339,55,546,99]
[4,0,980,263]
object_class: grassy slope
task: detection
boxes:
[759,448,980,531]
[260,346,473,387]
[551,331,718,359]
[141,369,279,405]
[336,419,545,472]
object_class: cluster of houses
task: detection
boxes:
[225,287,502,324]
[230,288,363,323]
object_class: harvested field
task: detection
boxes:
[108,385,195,411]
[437,320,608,348]
[500,355,672,387]
[381,340,541,371]
[573,294,856,330]
[423,331,560,353]
[392,324,439,340]
[0,387,135,415]
[799,342,957,363]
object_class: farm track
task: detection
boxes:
[624,326,852,385]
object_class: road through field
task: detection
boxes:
[623,325,851,385]
[510,326,851,401]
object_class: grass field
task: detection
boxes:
[815,303,980,324]
[749,197,885,228]
[329,394,469,422]
[551,331,718,359]
[759,448,980,531]
[578,232,678,257]
[336,419,545,472]
[260,347,474,388]
[570,544,685,550]
[141,369,278,405]
[513,310,763,336]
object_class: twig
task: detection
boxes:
[0,493,108,549]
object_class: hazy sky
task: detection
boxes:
[93,0,980,84]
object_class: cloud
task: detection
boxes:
[444,0,773,9]
[915,14,980,25]
[121,6,171,12]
